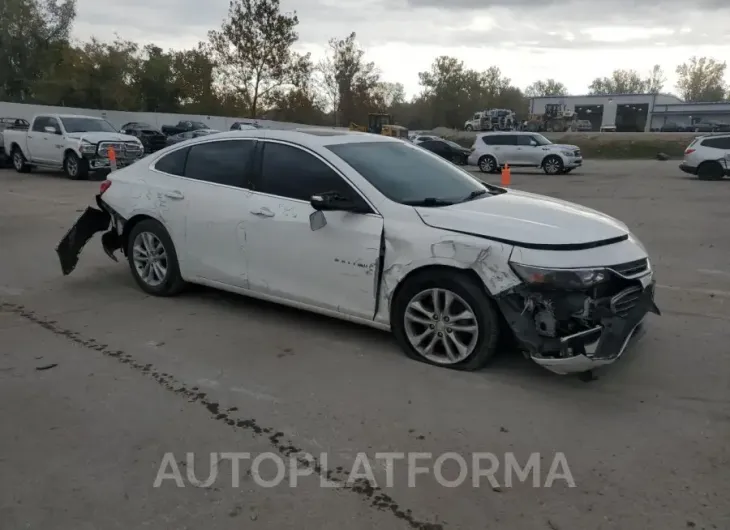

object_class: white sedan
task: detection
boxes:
[56,128,660,375]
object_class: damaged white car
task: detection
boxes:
[56,129,659,376]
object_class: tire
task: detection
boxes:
[697,161,724,181]
[63,152,89,180]
[126,219,185,296]
[542,155,564,175]
[478,155,497,173]
[465,125,473,131]
[11,148,31,173]
[391,270,501,371]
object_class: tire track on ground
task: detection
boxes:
[1,301,444,530]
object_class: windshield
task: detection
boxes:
[326,141,489,205]
[61,117,117,133]
[531,134,552,146]
[444,139,464,150]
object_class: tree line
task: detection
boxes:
[2,0,729,130]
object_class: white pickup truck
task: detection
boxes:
[3,113,145,179]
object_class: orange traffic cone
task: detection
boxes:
[501,163,511,186]
[108,146,117,171]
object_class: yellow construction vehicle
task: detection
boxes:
[350,113,409,139]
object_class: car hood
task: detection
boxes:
[415,189,629,247]
[65,132,139,143]
[548,144,580,151]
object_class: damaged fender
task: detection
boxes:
[373,230,521,326]
[56,195,124,275]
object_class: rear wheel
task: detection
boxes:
[478,155,497,173]
[697,161,724,181]
[391,271,500,371]
[126,219,185,296]
[12,148,31,173]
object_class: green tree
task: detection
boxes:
[588,69,648,95]
[0,0,76,101]
[208,0,311,118]
[525,79,569,98]
[676,56,727,102]
[133,45,180,112]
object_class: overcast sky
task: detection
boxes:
[73,0,730,98]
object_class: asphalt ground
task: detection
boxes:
[1,160,728,530]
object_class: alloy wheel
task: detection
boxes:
[403,288,480,365]
[132,231,168,287]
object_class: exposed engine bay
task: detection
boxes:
[496,259,660,365]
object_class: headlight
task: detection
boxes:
[510,263,608,290]
[561,150,574,157]
[80,141,97,155]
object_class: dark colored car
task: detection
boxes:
[161,120,210,136]
[120,122,168,154]
[418,138,472,165]
[230,121,260,130]
[165,129,220,146]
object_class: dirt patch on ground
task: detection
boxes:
[433,127,698,159]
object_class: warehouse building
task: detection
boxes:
[529,94,730,132]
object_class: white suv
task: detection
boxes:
[680,134,730,180]
[468,131,583,175]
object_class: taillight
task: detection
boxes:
[684,148,695,155]
[100,180,112,195]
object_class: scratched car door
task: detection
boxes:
[245,140,384,320]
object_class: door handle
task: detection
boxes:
[27,135,33,139]
[250,208,275,218]
[163,190,184,200]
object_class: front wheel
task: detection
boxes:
[64,152,89,180]
[465,125,473,131]
[391,271,501,371]
[126,219,185,296]
[543,155,564,175]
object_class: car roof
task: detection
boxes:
[476,131,531,136]
[197,128,403,147]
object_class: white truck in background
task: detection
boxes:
[3,114,144,179]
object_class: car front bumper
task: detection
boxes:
[563,156,583,169]
[529,280,659,375]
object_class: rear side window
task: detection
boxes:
[701,137,730,149]
[482,135,510,145]
[184,140,255,187]
[154,147,189,176]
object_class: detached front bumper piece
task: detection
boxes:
[531,282,660,375]
[55,195,124,275]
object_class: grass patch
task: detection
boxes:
[435,128,699,159]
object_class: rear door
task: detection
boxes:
[180,138,258,287]
[700,136,730,168]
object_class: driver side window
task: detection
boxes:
[259,142,365,206]
[517,135,536,146]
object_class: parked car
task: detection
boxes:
[411,134,441,144]
[166,129,220,146]
[56,129,659,376]
[693,121,730,133]
[468,131,582,175]
[679,134,730,180]
[418,138,471,165]
[119,122,167,153]
[574,119,592,132]
[0,118,29,167]
[161,120,210,136]
[230,122,259,130]
[3,114,144,179]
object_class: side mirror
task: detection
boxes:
[529,140,537,146]
[310,192,362,212]
[44,126,58,134]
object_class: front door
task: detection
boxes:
[245,140,384,320]
[515,134,541,165]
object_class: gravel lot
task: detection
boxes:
[1,161,728,530]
